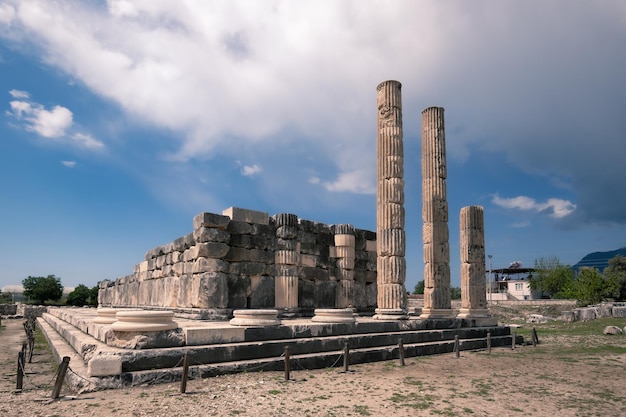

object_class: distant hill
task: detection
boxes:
[572,247,626,272]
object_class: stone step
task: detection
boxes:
[38,309,518,392]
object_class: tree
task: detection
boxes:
[450,287,462,300]
[413,280,425,295]
[603,255,626,301]
[571,268,606,306]
[66,284,90,306]
[22,275,63,305]
[530,256,575,298]
[0,291,12,303]
[89,285,100,306]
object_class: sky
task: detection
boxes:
[1,0,626,294]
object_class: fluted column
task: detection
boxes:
[457,206,494,323]
[335,224,356,308]
[420,107,453,318]
[273,213,299,313]
[375,80,407,320]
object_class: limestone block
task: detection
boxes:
[276,225,298,239]
[178,272,228,309]
[301,266,329,281]
[193,227,231,244]
[300,254,317,267]
[228,274,251,308]
[192,257,229,274]
[222,207,269,225]
[377,256,406,284]
[365,240,377,252]
[251,223,274,236]
[185,242,230,260]
[377,229,405,256]
[422,178,447,198]
[229,261,266,276]
[193,211,231,231]
[172,262,185,276]
[272,213,298,227]
[249,275,275,308]
[336,268,355,281]
[377,135,403,158]
[276,238,298,251]
[111,310,178,332]
[93,308,118,324]
[334,224,355,235]
[336,279,354,308]
[422,222,449,245]
[88,354,122,377]
[423,241,450,264]
[354,270,377,284]
[337,258,355,271]
[274,264,299,277]
[377,203,405,229]
[423,262,451,288]
[460,262,486,282]
[335,245,356,259]
[377,283,407,310]
[275,249,299,265]
[459,244,485,264]
[378,178,404,204]
[334,234,356,247]
[423,286,452,310]
[422,199,448,222]
[225,247,274,263]
[378,155,404,179]
[227,220,253,235]
[275,275,298,308]
[366,282,378,307]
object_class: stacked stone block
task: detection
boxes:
[375,80,407,319]
[99,208,377,318]
[421,106,453,318]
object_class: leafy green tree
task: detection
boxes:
[603,255,626,301]
[450,287,462,300]
[0,291,12,303]
[66,284,100,306]
[89,285,100,306]
[22,275,63,305]
[530,256,575,298]
[571,267,606,306]
[66,284,90,306]
[413,280,425,295]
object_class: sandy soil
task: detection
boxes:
[2,315,626,417]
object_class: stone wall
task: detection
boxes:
[99,208,377,315]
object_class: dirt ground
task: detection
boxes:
[2,312,626,417]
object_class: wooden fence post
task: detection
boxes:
[51,356,70,399]
[284,346,291,381]
[180,352,190,393]
[398,338,405,366]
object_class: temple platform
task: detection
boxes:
[38,307,519,392]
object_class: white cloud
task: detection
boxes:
[308,176,320,184]
[1,0,625,220]
[492,195,576,219]
[9,89,29,99]
[61,160,76,168]
[241,164,261,177]
[323,169,375,195]
[7,90,104,149]
[72,133,104,149]
[9,100,72,137]
[0,3,15,24]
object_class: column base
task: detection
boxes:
[419,308,455,319]
[457,308,498,326]
[373,308,407,320]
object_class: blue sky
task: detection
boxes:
[1,0,625,293]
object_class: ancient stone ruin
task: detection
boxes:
[98,207,378,318]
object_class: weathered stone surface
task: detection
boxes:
[222,207,269,225]
[185,242,230,260]
[249,276,274,308]
[377,256,406,285]
[228,261,267,276]
[228,274,251,308]
[227,220,253,235]
[193,212,230,231]
[193,227,231,244]
[603,325,623,335]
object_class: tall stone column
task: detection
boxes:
[335,224,356,308]
[375,80,407,320]
[457,206,495,324]
[273,213,299,315]
[420,107,453,318]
